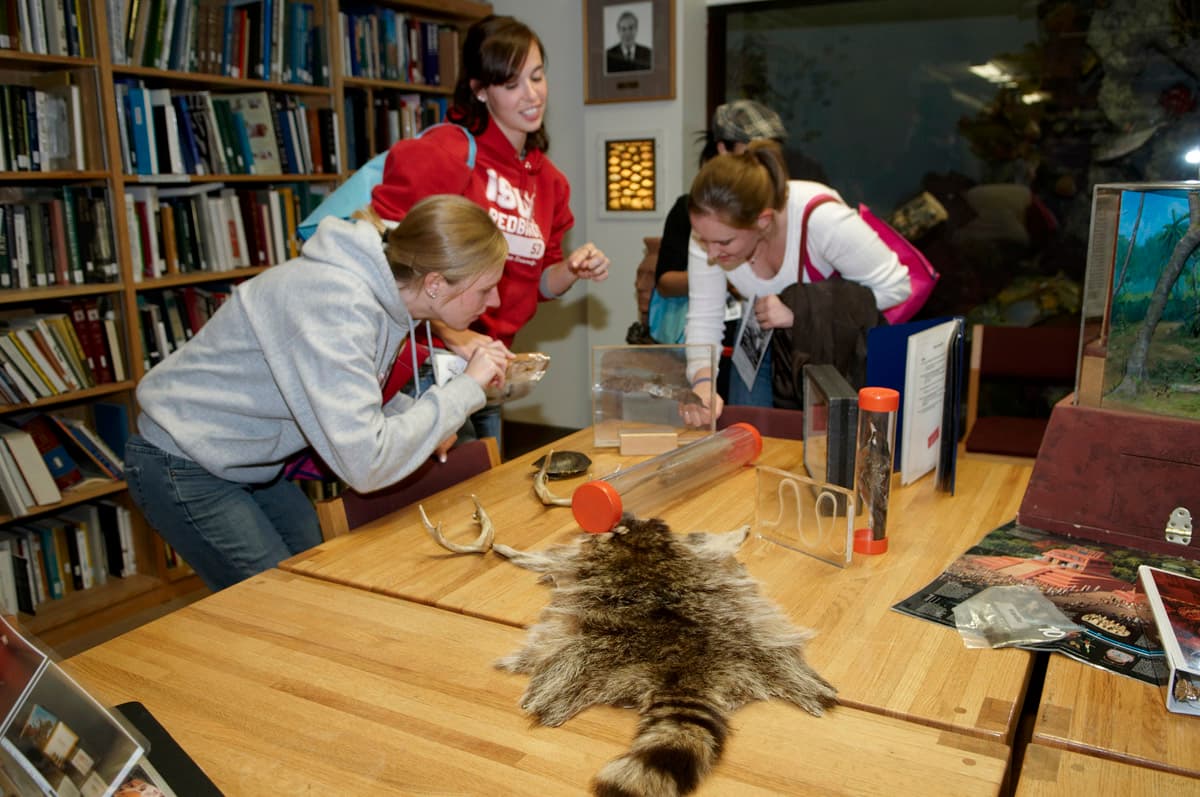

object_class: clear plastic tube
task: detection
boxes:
[853,387,899,555]
[572,423,763,533]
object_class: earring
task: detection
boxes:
[426,289,438,300]
[476,93,486,103]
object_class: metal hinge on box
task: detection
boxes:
[1165,507,1193,547]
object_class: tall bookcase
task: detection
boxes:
[0,0,491,650]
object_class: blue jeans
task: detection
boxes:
[471,403,502,449]
[125,435,322,591]
[729,345,775,407]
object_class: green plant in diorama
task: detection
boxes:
[1109,190,1200,406]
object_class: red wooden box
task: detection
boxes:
[1017,401,1199,560]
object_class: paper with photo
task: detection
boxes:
[731,296,772,391]
[114,757,179,797]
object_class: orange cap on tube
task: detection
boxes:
[572,479,623,534]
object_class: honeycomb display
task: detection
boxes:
[605,138,656,212]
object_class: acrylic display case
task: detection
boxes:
[1017,182,1199,561]
[591,344,718,448]
[802,364,858,511]
[755,465,856,568]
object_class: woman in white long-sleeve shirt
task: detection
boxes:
[682,141,911,425]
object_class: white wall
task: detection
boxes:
[495,0,708,429]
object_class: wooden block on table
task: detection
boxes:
[619,429,677,456]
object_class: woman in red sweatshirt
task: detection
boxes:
[372,15,610,444]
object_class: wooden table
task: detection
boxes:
[62,569,1012,796]
[1033,653,1200,778]
[1014,744,1200,795]
[283,429,1037,742]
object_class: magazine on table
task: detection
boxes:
[112,757,178,797]
[0,616,144,796]
[892,519,1200,685]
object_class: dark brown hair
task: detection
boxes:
[687,140,790,228]
[449,15,550,153]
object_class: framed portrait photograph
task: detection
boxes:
[584,0,674,104]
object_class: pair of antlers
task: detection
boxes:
[420,452,577,554]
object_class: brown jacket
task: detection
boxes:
[771,278,886,409]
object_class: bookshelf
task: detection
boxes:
[0,0,491,649]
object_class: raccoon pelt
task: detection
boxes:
[493,516,837,797]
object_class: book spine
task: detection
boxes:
[59,186,83,285]
[37,526,64,600]
[0,204,10,290]
[26,201,47,287]
[47,199,70,287]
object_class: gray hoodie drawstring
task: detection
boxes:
[408,319,433,398]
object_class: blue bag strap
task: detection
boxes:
[297,124,476,240]
[420,122,477,169]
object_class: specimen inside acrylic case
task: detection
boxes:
[591,344,718,448]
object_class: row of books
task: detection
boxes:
[125,182,323,280]
[0,305,127,406]
[339,9,459,87]
[0,500,137,615]
[0,189,121,290]
[343,90,446,171]
[115,83,341,177]
[0,0,90,58]
[110,0,328,86]
[0,74,100,173]
[0,410,126,518]
[137,285,235,371]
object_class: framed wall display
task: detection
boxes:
[598,131,663,217]
[584,0,674,104]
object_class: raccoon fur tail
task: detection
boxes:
[591,693,728,797]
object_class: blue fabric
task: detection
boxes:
[728,345,775,408]
[647,289,688,344]
[125,435,322,591]
[297,152,388,240]
[471,404,503,448]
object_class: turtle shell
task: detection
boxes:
[532,451,592,479]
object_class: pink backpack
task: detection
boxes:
[800,194,939,325]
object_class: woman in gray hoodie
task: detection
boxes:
[125,195,512,590]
